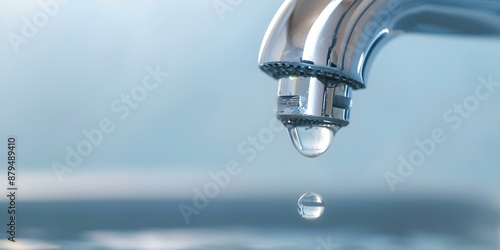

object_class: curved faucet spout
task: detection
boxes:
[258,0,500,157]
[260,0,500,86]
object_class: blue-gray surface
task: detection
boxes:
[1,197,499,249]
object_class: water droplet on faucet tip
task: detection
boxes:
[287,125,338,157]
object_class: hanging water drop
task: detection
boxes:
[287,125,339,157]
[297,192,324,220]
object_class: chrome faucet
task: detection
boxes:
[258,0,500,157]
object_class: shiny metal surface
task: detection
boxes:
[277,77,351,126]
[259,0,500,129]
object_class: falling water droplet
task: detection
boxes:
[297,192,324,220]
[287,125,339,157]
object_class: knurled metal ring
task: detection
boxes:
[260,61,364,89]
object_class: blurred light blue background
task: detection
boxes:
[1,0,500,249]
[0,0,498,210]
